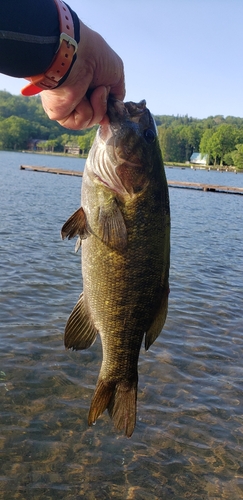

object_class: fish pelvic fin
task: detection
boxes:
[61,207,89,247]
[145,284,169,351]
[88,377,138,438]
[64,293,97,350]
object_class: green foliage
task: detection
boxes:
[158,113,243,167]
[1,91,243,166]
[199,129,215,160]
[210,125,237,165]
[231,144,243,170]
[77,127,97,154]
[0,116,30,150]
[199,124,240,165]
[0,91,89,151]
[158,123,203,163]
[223,152,234,166]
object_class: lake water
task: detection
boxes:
[0,151,243,499]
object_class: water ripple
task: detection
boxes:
[0,153,243,499]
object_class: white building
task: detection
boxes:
[190,152,208,165]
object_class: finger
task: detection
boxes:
[109,58,125,101]
[110,77,126,101]
[59,86,110,129]
[56,96,94,130]
[41,87,93,129]
[88,86,110,127]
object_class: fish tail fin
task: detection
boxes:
[88,377,138,438]
[108,379,138,438]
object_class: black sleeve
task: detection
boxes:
[0,0,79,78]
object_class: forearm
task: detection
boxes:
[0,0,79,78]
[0,0,125,129]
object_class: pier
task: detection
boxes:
[20,165,243,195]
[168,180,243,195]
[20,164,83,177]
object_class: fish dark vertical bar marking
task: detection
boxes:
[61,99,170,437]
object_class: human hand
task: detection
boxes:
[41,20,125,130]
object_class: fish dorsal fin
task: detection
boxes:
[61,207,89,242]
[145,285,169,351]
[64,293,97,350]
[98,198,127,252]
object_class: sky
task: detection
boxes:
[1,0,243,119]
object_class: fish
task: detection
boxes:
[61,99,170,437]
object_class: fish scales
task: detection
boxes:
[61,99,170,437]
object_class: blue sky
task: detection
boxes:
[1,0,243,119]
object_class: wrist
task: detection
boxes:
[21,0,80,96]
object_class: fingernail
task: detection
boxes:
[104,86,111,102]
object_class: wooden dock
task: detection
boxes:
[20,164,83,177]
[168,180,243,195]
[20,165,243,195]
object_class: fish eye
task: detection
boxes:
[144,128,156,143]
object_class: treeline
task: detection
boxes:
[156,115,243,169]
[1,91,243,168]
[0,91,96,154]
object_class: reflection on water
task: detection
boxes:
[0,152,243,499]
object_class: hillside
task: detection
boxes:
[1,91,243,167]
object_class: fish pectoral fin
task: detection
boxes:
[88,377,137,438]
[61,207,89,243]
[64,293,97,350]
[145,285,169,351]
[98,200,127,252]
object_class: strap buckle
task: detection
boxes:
[21,0,78,96]
[59,32,78,54]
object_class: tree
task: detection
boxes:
[158,124,203,163]
[223,152,234,166]
[210,125,237,165]
[158,126,181,162]
[77,127,97,154]
[2,90,243,159]
[0,116,30,150]
[179,125,203,161]
[200,128,215,164]
[45,138,60,152]
[199,125,237,165]
[231,144,243,170]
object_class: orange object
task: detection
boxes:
[21,0,77,96]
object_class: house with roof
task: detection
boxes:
[190,152,208,165]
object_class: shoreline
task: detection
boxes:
[1,149,242,172]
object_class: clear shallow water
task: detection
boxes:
[0,151,243,499]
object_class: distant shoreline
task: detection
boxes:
[165,162,239,172]
[1,149,241,172]
[20,150,88,159]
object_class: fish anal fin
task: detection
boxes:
[88,377,137,438]
[64,292,97,350]
[145,285,169,351]
[61,207,89,241]
[98,199,127,252]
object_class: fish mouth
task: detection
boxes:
[107,99,147,123]
[99,99,148,156]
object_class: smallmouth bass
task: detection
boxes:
[61,99,170,437]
